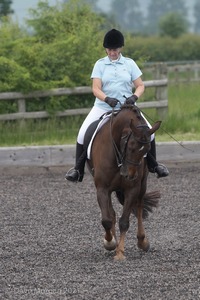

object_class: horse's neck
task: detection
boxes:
[112,108,146,140]
[112,111,132,139]
[113,109,138,128]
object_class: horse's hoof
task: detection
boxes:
[138,244,151,252]
[114,254,126,261]
[138,240,150,252]
[103,236,117,251]
[143,243,151,252]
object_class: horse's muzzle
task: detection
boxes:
[120,166,138,181]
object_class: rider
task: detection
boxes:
[65,29,169,182]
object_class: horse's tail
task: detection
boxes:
[115,190,160,219]
[141,191,160,219]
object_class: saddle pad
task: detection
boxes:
[87,113,111,159]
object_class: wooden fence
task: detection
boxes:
[168,62,200,83]
[0,64,168,121]
[144,61,200,84]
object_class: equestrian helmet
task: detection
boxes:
[103,29,124,48]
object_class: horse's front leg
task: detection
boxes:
[137,197,150,252]
[96,187,117,251]
[114,231,126,260]
[114,198,133,261]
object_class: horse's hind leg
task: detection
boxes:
[137,200,150,252]
[97,188,117,251]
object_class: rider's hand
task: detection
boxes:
[125,94,138,105]
[105,97,118,108]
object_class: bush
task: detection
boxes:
[125,34,200,62]
[0,56,30,92]
[0,0,106,113]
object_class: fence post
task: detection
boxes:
[18,98,26,113]
[18,98,26,127]
[154,63,168,119]
[194,62,199,81]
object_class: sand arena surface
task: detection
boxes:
[1,162,200,300]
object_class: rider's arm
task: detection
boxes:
[92,78,107,101]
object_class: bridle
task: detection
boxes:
[110,111,150,168]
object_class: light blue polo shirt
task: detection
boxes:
[91,54,142,111]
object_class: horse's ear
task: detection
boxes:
[149,121,162,135]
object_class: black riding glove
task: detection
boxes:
[105,97,118,108]
[125,94,138,105]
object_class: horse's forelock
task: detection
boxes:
[121,103,140,113]
[121,104,143,122]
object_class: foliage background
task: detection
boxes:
[0,0,200,145]
[0,0,200,99]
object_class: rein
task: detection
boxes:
[110,111,124,167]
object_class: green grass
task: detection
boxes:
[0,83,199,146]
[142,82,200,142]
[0,116,84,146]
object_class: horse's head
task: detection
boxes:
[119,117,161,181]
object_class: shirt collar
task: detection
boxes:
[104,54,125,65]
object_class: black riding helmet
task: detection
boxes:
[103,29,124,48]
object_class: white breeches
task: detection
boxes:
[77,106,154,145]
[77,106,106,144]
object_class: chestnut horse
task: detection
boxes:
[87,104,161,260]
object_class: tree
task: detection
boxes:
[0,0,14,17]
[63,0,99,11]
[159,12,188,38]
[110,0,145,33]
[146,0,187,35]
[13,0,105,89]
[194,0,200,34]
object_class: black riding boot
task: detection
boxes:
[147,139,169,178]
[65,142,87,182]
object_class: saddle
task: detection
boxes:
[83,119,100,151]
[84,111,120,159]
